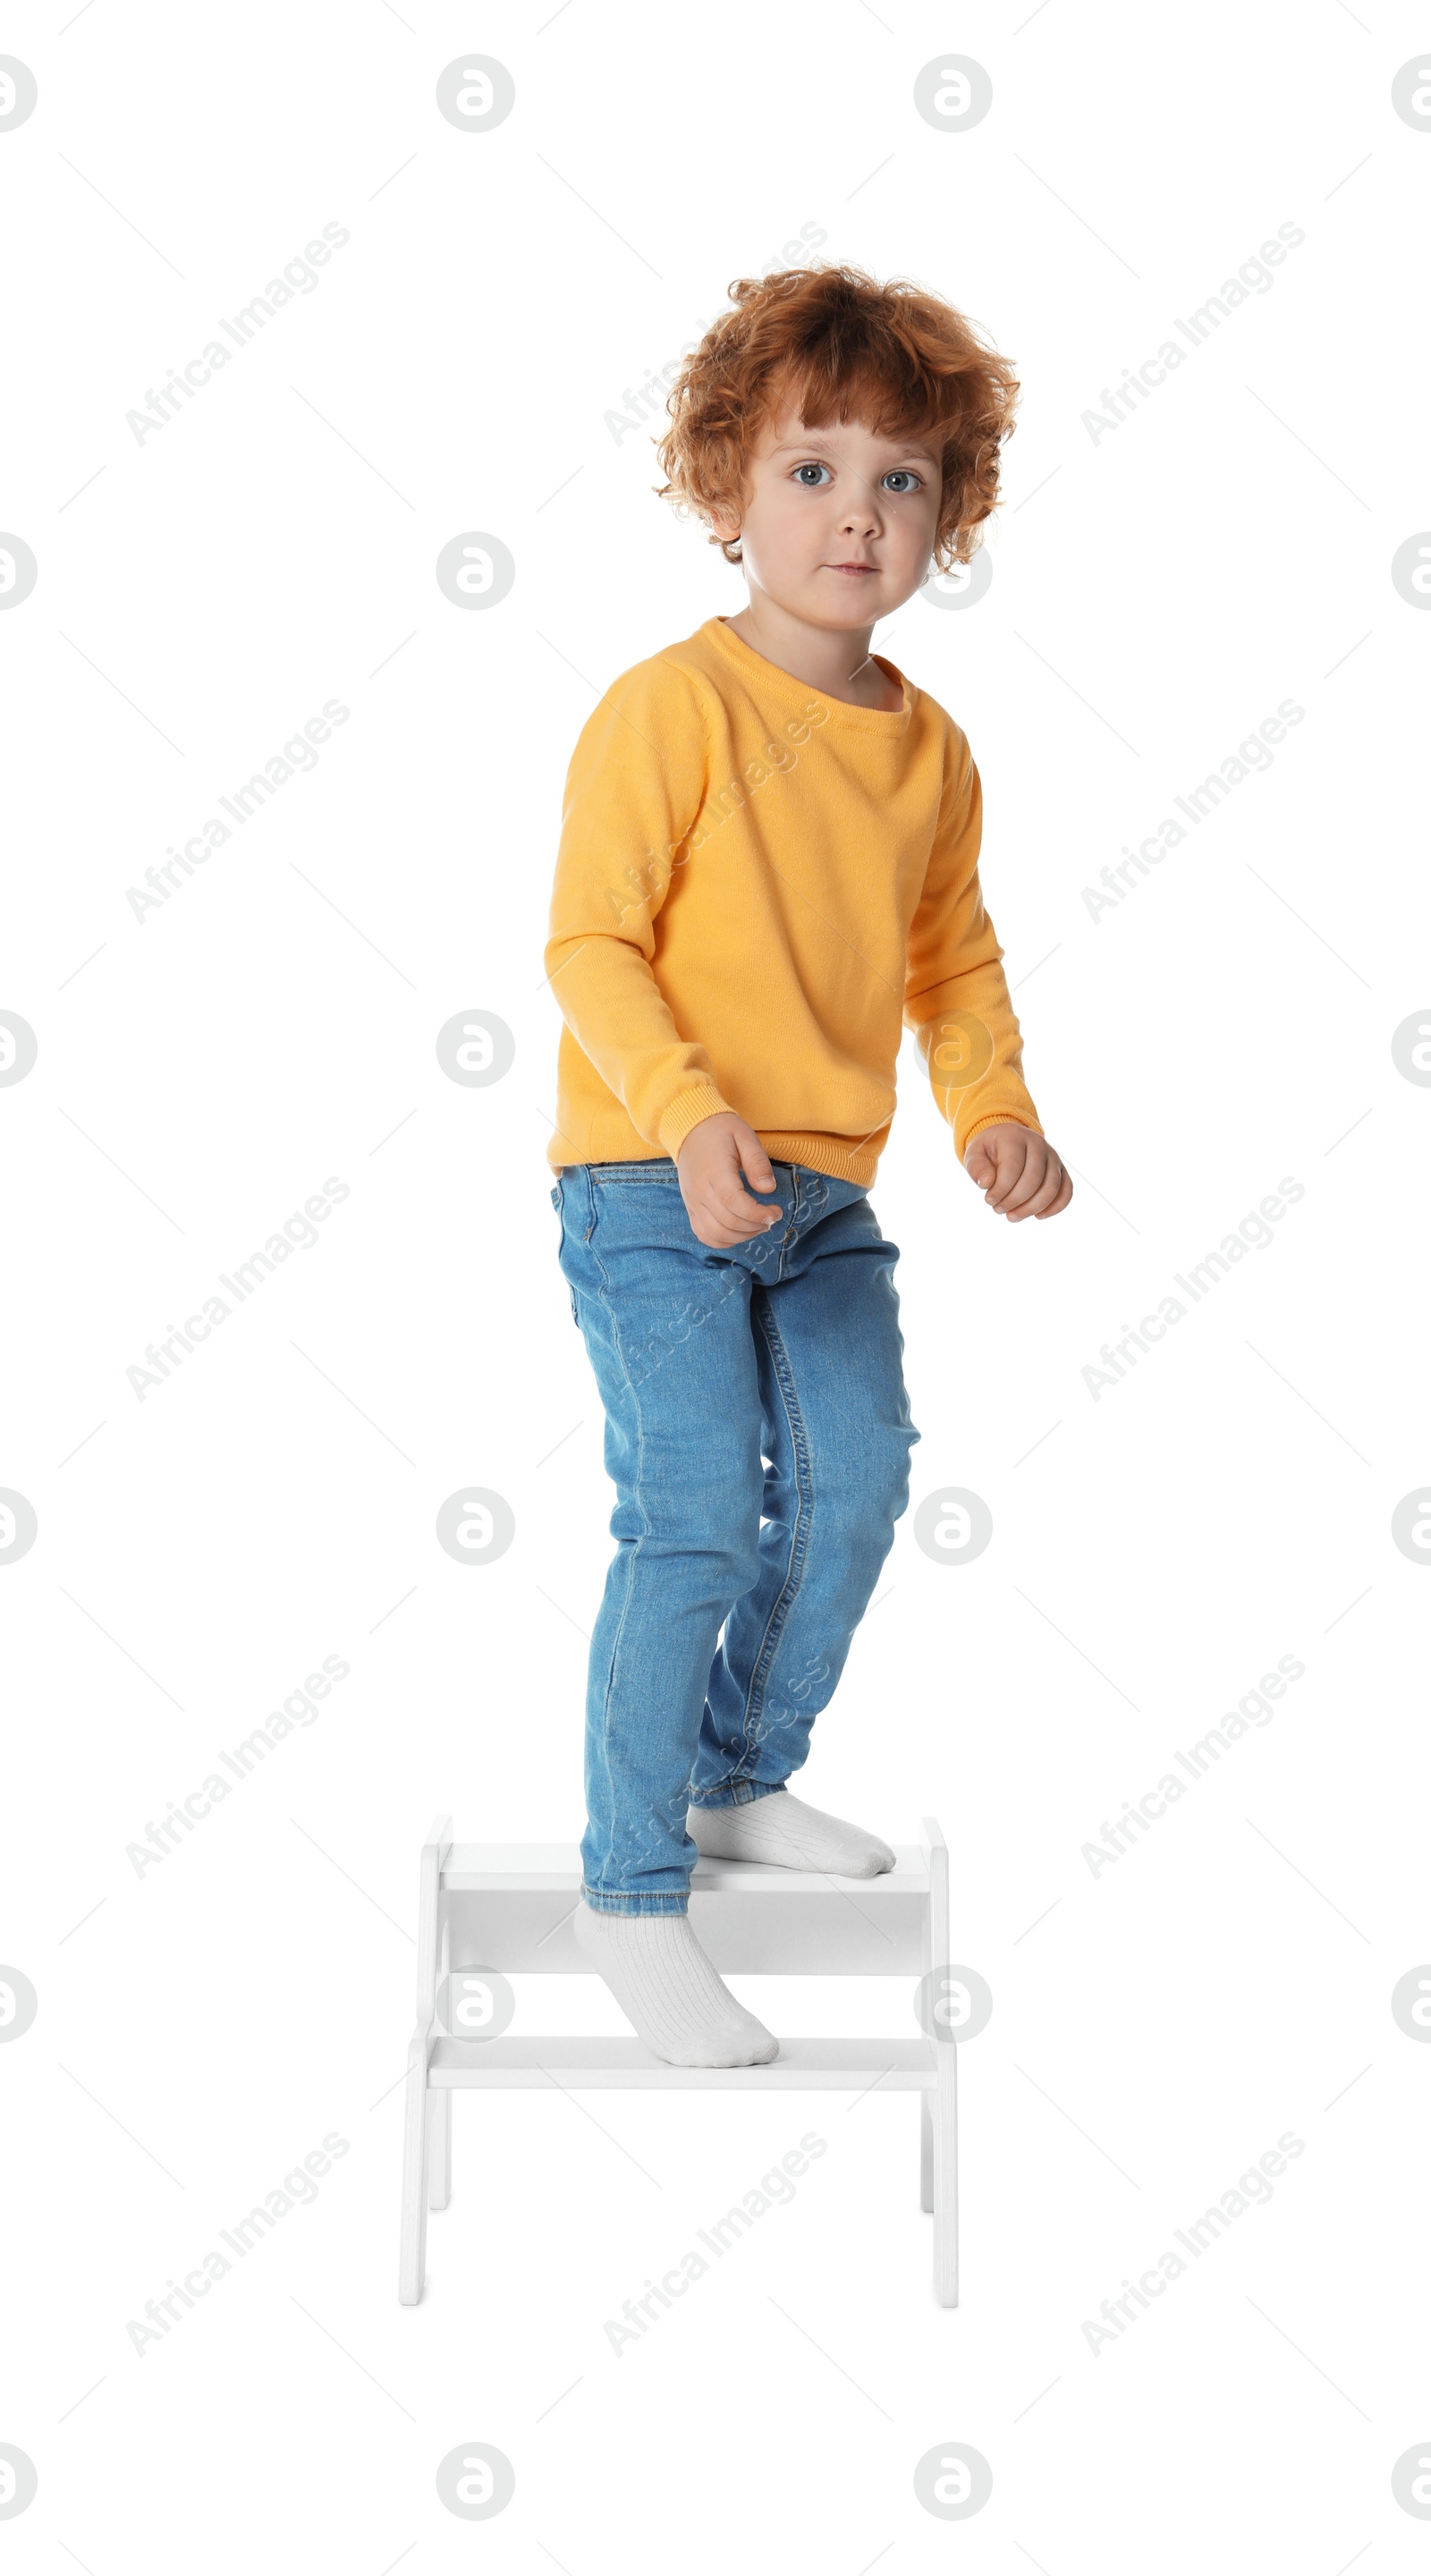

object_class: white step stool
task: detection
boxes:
[399,1814,959,2307]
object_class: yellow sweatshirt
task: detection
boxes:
[543,613,1043,1186]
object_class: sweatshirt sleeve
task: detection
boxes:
[543,656,739,1159]
[903,727,1044,1160]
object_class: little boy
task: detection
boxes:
[544,261,1071,2068]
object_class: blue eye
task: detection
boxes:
[791,462,924,492]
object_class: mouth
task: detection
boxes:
[826,563,877,577]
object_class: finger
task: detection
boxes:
[734,1131,778,1195]
[708,1131,775,1199]
[702,1211,769,1248]
[686,1202,736,1247]
[1032,1157,1070,1213]
[1003,1151,1063,1219]
[707,1172,780,1226]
[680,1172,772,1239]
[983,1137,1032,1209]
[712,1158,782,1227]
[1035,1167,1075,1218]
[1026,1159,1068,1216]
[699,1188,778,1239]
[998,1153,1049,1217]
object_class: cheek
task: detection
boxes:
[884,515,939,579]
[911,494,944,544]
[738,500,809,569]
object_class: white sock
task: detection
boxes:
[572,1902,778,2068]
[689,1790,895,1878]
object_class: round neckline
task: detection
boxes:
[704,614,914,732]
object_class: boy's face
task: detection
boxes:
[709,410,944,631]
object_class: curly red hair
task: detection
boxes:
[653,260,1020,573]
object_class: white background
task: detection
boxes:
[3,3,1429,2567]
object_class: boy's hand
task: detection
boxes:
[963,1123,1072,1221]
[677,1113,783,1249]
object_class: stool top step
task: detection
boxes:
[439,1842,932,1894]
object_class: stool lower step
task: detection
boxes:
[429,2034,934,2089]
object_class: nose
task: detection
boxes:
[840,477,885,537]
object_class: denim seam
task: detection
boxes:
[584,1159,804,1187]
[688,1777,785,1809]
[553,1192,581,1328]
[581,1884,689,1914]
[734,1284,815,1773]
[585,1205,653,1867]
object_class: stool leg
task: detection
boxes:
[919,2092,933,2212]
[920,1819,958,2304]
[398,2033,431,2304]
[428,2088,452,2210]
[931,2047,958,2306]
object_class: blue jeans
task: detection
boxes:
[551,1158,920,1914]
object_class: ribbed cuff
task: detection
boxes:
[655,1083,737,1159]
[959,1112,1045,1160]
